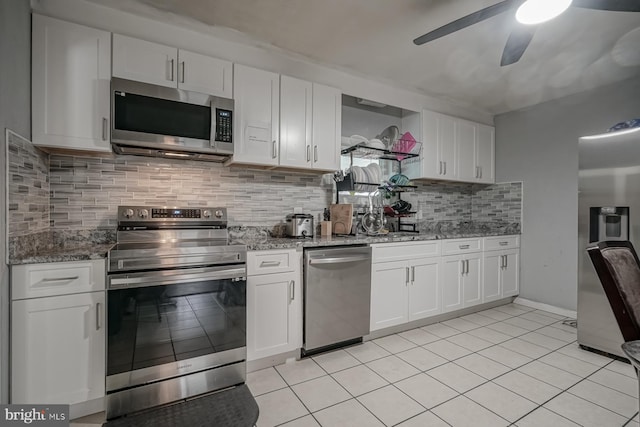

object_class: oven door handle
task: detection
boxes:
[108,266,246,290]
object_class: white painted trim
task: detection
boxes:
[513,297,576,318]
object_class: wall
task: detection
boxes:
[495,75,640,311]
[0,0,31,403]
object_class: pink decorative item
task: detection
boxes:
[393,131,417,160]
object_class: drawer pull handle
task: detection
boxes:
[260,261,281,267]
[459,244,470,249]
[499,241,509,246]
[41,276,79,283]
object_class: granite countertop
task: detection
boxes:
[8,230,116,266]
[9,222,520,264]
[11,243,115,265]
[232,230,518,251]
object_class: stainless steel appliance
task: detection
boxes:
[285,213,314,238]
[578,129,640,358]
[303,246,371,355]
[106,206,247,418]
[111,78,234,162]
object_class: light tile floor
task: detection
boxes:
[247,303,640,427]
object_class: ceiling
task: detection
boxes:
[94,0,640,115]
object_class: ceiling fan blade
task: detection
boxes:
[572,0,640,12]
[413,0,519,45]
[500,26,537,66]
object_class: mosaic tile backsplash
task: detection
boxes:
[8,139,522,236]
[7,131,50,236]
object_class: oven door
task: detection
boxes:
[106,264,246,393]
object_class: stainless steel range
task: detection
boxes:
[106,206,247,419]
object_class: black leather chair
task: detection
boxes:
[587,240,640,345]
[587,240,640,406]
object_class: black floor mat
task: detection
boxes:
[103,384,259,427]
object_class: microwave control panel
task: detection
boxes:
[215,109,233,143]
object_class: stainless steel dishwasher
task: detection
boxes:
[303,245,372,355]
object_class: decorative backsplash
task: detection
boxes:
[7,138,522,236]
[7,131,50,236]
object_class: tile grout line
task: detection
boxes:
[253,305,629,427]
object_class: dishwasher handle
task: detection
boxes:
[308,255,370,265]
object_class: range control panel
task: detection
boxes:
[117,206,227,223]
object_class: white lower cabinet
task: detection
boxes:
[483,236,520,300]
[370,242,441,332]
[11,260,106,406]
[12,292,105,405]
[247,250,302,361]
[441,253,482,312]
[484,250,520,299]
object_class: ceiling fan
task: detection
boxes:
[413,0,640,66]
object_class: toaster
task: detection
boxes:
[285,213,314,238]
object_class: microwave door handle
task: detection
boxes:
[210,102,217,148]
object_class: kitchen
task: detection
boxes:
[1,0,640,426]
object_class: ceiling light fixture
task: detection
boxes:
[516,0,573,25]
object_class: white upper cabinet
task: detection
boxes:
[112,34,232,97]
[419,110,456,179]
[279,77,341,171]
[232,66,341,170]
[232,64,280,166]
[311,83,341,171]
[411,109,494,183]
[476,124,495,183]
[32,14,111,152]
[455,119,477,182]
[279,75,313,168]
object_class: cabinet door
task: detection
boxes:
[438,114,457,179]
[502,251,520,297]
[370,261,409,331]
[462,255,482,307]
[12,292,105,404]
[112,34,177,88]
[312,83,341,171]
[483,252,503,303]
[455,119,477,182]
[413,110,439,179]
[247,271,300,360]
[476,124,495,183]
[408,258,441,321]
[32,15,111,152]
[178,49,232,97]
[441,257,463,312]
[232,64,280,166]
[279,76,312,168]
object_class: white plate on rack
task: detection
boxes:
[366,163,382,184]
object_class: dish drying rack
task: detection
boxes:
[335,141,422,233]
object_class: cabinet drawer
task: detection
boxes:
[11,259,106,300]
[442,238,483,255]
[372,241,440,263]
[484,235,520,251]
[247,249,298,275]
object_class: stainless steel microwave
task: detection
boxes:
[111,78,234,162]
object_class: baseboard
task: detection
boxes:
[513,297,577,318]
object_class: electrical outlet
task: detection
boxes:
[293,207,303,214]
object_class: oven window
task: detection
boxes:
[107,278,246,375]
[114,92,211,140]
